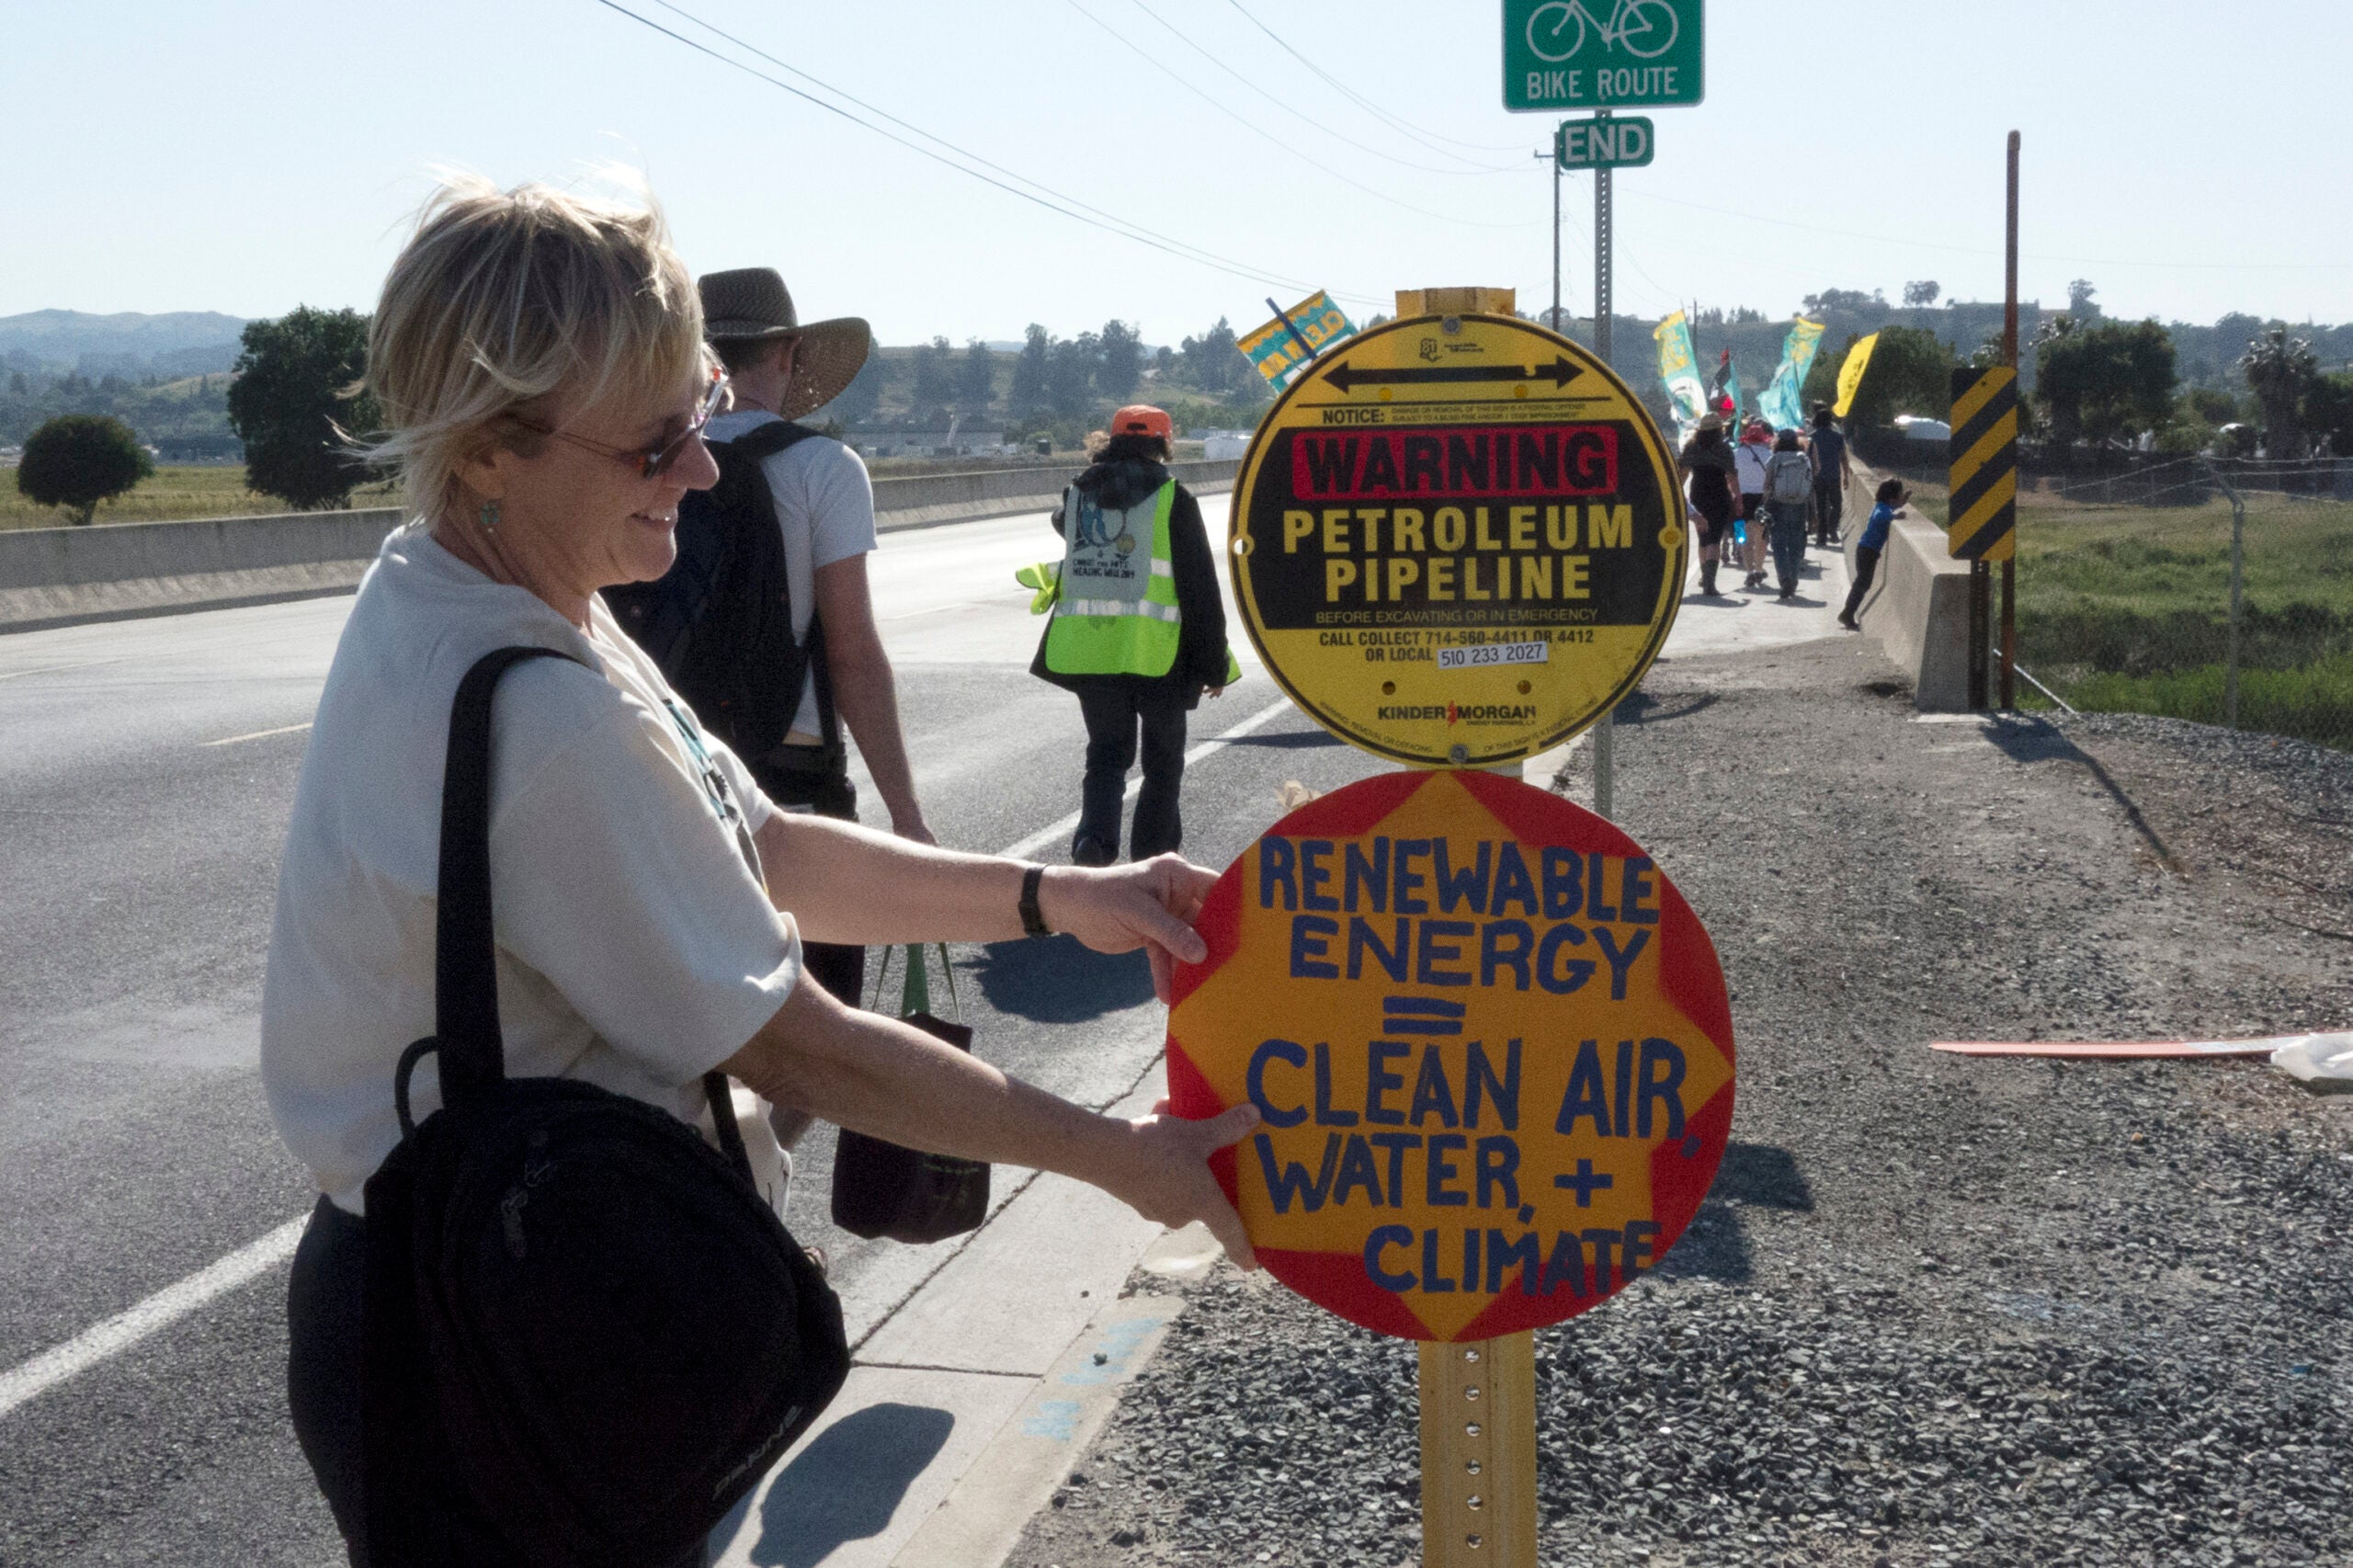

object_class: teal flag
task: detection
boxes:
[1756,318,1826,431]
[1652,311,1707,442]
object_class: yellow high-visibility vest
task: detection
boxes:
[1043,480,1182,676]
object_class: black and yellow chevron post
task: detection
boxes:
[1947,367,2018,562]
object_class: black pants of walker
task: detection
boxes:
[1074,684,1189,860]
[286,1197,714,1567]
[753,748,868,1008]
[1843,545,1882,622]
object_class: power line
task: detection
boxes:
[1061,0,1536,231]
[1118,0,1518,178]
[591,0,1382,306]
[1221,0,1531,161]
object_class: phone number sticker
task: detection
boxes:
[1437,639,1551,672]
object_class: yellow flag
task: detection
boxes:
[1832,332,1880,419]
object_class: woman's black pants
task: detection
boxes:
[1074,683,1189,860]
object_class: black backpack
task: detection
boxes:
[606,420,830,761]
[361,646,847,1568]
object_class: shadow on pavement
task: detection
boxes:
[1617,690,1720,727]
[964,935,1156,1023]
[1974,714,2182,869]
[1224,727,1347,750]
[745,1403,956,1567]
[1654,1142,1813,1286]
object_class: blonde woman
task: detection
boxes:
[261,178,1256,1562]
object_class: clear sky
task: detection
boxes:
[4,0,2346,345]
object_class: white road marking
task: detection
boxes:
[993,694,1295,864]
[0,1215,308,1423]
[0,687,1295,1426]
[0,657,119,683]
[202,721,313,748]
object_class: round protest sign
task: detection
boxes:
[1228,312,1686,767]
[1165,770,1733,1343]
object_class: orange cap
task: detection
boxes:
[1110,404,1174,440]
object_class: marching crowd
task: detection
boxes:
[1680,400,1908,631]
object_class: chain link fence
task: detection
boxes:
[1907,455,2353,752]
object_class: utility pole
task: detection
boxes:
[1592,112,1616,818]
[2000,130,2020,710]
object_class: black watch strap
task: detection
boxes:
[1018,864,1051,937]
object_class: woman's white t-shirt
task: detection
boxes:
[261,527,803,1214]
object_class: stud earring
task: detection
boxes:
[478,499,502,532]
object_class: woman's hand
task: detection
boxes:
[1038,856,1220,1004]
[1103,1099,1261,1269]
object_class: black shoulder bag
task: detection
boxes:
[361,645,847,1568]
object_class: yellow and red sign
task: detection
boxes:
[1229,312,1685,768]
[1166,770,1733,1342]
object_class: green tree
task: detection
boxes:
[1097,320,1143,403]
[2238,325,2319,456]
[2304,370,2353,457]
[1047,332,1098,419]
[957,339,996,415]
[2036,318,2177,444]
[1176,318,1248,398]
[17,414,153,525]
[1010,324,1052,416]
[224,306,378,509]
[1902,280,1940,308]
[908,335,955,414]
[818,333,888,426]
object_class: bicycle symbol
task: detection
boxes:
[1525,0,1678,62]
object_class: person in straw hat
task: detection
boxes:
[692,267,932,1020]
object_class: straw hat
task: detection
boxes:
[698,267,870,421]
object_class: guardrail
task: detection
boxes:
[0,458,1240,634]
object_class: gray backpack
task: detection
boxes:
[1767,451,1813,505]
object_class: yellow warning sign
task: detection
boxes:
[1228,312,1685,767]
[1947,366,2018,563]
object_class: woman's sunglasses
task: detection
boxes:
[511,367,730,480]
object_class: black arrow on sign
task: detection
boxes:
[1321,357,1585,393]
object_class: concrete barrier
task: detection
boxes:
[1843,471,1972,710]
[0,459,1241,634]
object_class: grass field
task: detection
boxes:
[0,464,403,530]
[1907,476,2353,749]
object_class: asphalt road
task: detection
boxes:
[0,498,1381,1565]
[0,501,1845,1565]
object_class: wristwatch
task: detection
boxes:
[1018,864,1051,937]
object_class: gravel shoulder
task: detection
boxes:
[1011,635,2353,1568]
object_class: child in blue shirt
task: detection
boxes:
[1839,478,1907,631]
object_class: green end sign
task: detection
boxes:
[1503,0,1705,111]
[1556,114,1654,169]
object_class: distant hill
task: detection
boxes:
[0,310,247,376]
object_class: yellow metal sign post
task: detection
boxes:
[1227,308,1686,769]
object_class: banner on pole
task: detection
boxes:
[1755,318,1824,431]
[1240,291,1359,391]
[1651,311,1706,442]
[1831,332,1880,420]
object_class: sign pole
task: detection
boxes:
[1999,131,2019,710]
[1592,116,1617,818]
[1419,1335,1539,1566]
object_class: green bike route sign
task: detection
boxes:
[1503,0,1704,112]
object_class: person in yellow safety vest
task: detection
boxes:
[1030,404,1237,868]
